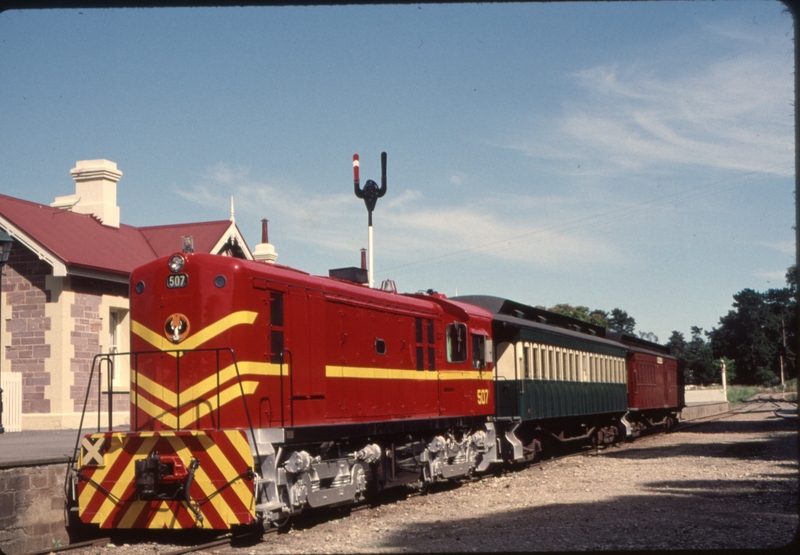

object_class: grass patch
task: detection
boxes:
[726,385,761,406]
[725,381,797,405]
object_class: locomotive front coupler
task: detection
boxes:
[134,451,198,501]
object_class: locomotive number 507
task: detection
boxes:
[477,388,489,405]
[166,274,188,289]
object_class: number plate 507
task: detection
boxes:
[166,274,188,288]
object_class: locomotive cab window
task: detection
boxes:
[471,333,487,370]
[446,322,468,363]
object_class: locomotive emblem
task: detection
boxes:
[165,313,190,343]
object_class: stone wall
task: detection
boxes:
[3,248,53,415]
[70,293,103,414]
[0,463,69,555]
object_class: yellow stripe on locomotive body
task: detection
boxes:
[131,311,259,354]
[325,365,491,381]
[77,429,256,530]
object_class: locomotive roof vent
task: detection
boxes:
[329,266,369,284]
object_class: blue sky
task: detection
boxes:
[0,2,794,343]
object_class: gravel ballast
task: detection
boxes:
[71,399,798,553]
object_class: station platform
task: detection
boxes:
[0,428,84,469]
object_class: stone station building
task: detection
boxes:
[0,159,266,431]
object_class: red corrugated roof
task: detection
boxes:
[0,193,241,277]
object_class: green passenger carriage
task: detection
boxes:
[454,296,629,461]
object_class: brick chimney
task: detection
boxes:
[51,159,123,228]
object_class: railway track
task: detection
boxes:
[49,398,795,555]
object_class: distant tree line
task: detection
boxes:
[548,265,797,386]
[544,304,652,340]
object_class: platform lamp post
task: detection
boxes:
[353,152,387,288]
[0,230,13,434]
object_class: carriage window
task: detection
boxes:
[446,323,468,363]
[375,338,386,355]
[472,334,487,370]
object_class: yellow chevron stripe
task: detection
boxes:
[164,436,213,529]
[212,431,256,518]
[195,433,255,524]
[134,381,260,429]
[131,311,259,356]
[85,432,253,529]
[148,501,182,529]
[80,434,160,526]
[132,361,282,407]
[326,366,490,381]
[117,499,147,528]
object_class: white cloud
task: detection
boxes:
[179,164,625,274]
[509,49,794,180]
[756,240,795,255]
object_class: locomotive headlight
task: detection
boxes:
[168,254,185,273]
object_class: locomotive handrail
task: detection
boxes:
[69,348,262,471]
[279,349,293,428]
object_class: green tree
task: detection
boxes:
[666,328,717,385]
[708,272,796,386]
[548,304,608,327]
[638,331,659,343]
[607,308,636,334]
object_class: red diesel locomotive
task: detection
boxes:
[66,251,683,534]
[68,252,498,531]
